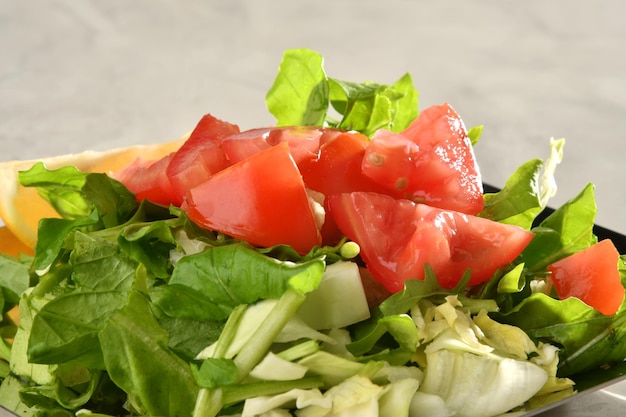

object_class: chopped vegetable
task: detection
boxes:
[0,48,624,417]
[547,239,624,315]
[329,192,534,291]
[362,103,483,214]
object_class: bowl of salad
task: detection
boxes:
[1,48,625,417]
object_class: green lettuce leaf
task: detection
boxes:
[18,163,137,227]
[480,159,543,229]
[480,138,565,230]
[521,183,597,272]
[467,125,484,146]
[153,244,324,322]
[496,293,626,377]
[27,232,138,367]
[99,290,199,417]
[0,254,31,313]
[19,163,139,273]
[266,48,418,137]
[266,48,328,126]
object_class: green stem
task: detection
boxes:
[276,340,320,362]
[213,304,247,359]
[32,264,72,297]
[0,360,10,379]
[222,376,324,406]
[0,337,12,361]
[234,288,306,381]
[192,388,223,417]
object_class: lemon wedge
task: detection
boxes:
[0,138,185,250]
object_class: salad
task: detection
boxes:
[1,48,626,417]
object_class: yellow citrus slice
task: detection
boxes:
[0,137,187,250]
[0,226,33,257]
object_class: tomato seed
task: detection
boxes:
[395,177,408,190]
[367,152,385,167]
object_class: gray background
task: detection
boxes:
[2,0,625,232]
[1,1,625,415]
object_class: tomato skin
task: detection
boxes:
[113,153,178,206]
[420,206,533,289]
[362,103,484,215]
[329,192,436,292]
[329,192,533,292]
[359,266,392,308]
[221,126,324,166]
[300,130,384,195]
[299,130,387,245]
[222,126,387,246]
[547,239,624,315]
[166,113,240,205]
[182,142,322,255]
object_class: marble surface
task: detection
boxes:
[2,1,626,415]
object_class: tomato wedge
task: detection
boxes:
[547,239,624,315]
[362,103,484,214]
[182,142,322,255]
[113,153,177,206]
[221,126,324,166]
[299,130,387,244]
[329,192,534,292]
[299,130,384,196]
[166,113,240,205]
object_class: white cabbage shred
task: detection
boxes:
[223,290,574,417]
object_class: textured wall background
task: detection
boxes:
[4,1,624,232]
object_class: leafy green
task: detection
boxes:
[521,183,597,272]
[8,292,56,385]
[19,163,138,272]
[538,138,564,208]
[27,232,138,367]
[19,366,101,412]
[19,163,137,225]
[345,271,492,365]
[266,48,418,137]
[480,137,564,230]
[496,294,626,376]
[117,219,179,279]
[0,375,50,417]
[99,291,199,417]
[157,316,223,361]
[347,313,418,359]
[467,125,484,146]
[0,254,31,314]
[152,244,324,322]
[266,48,328,126]
[328,75,417,136]
[480,159,543,229]
[192,358,238,389]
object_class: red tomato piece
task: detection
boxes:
[362,103,484,215]
[359,266,392,308]
[329,192,533,292]
[221,126,324,166]
[547,239,624,315]
[182,142,322,255]
[300,130,383,196]
[423,206,533,289]
[166,113,240,205]
[113,153,178,206]
[299,130,388,245]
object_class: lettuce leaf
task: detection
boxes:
[266,48,328,127]
[495,293,626,377]
[521,183,597,272]
[266,48,418,137]
[99,291,199,417]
